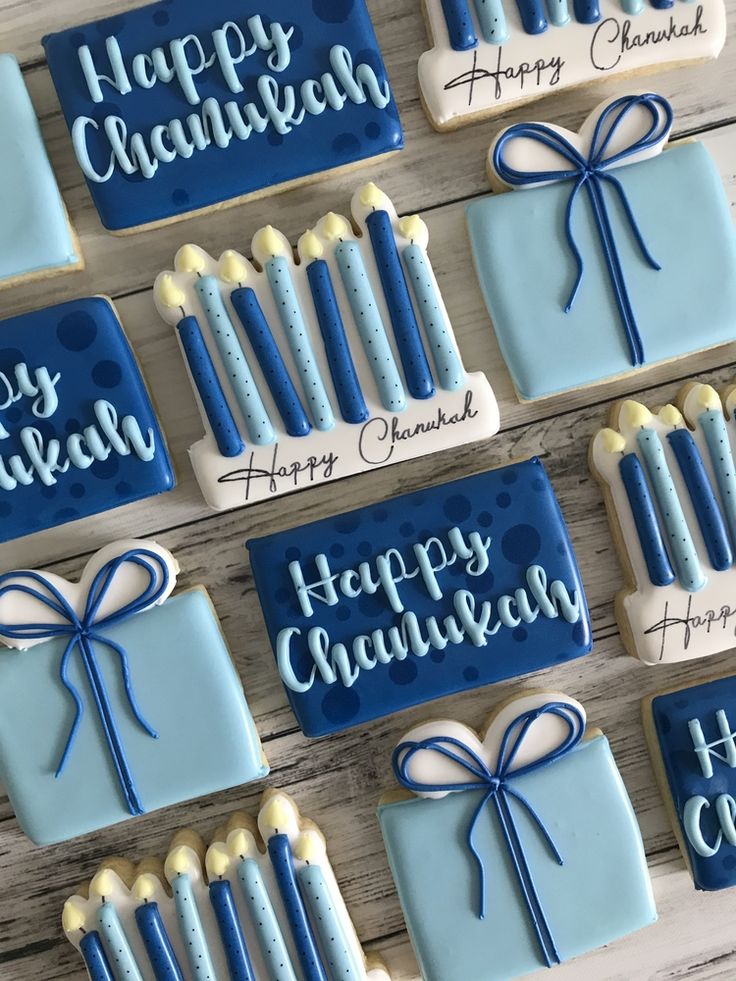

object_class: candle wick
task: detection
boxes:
[80,926,87,935]
[178,305,185,318]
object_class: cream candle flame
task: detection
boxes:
[261,795,294,834]
[622,400,653,428]
[156,274,187,313]
[219,250,249,285]
[600,428,626,454]
[132,873,159,902]
[174,244,206,275]
[294,830,324,863]
[90,869,116,900]
[359,181,389,209]
[298,229,325,263]
[228,828,255,859]
[205,843,231,880]
[698,383,722,412]
[252,224,290,261]
[399,214,429,249]
[165,845,197,880]
[321,211,350,241]
[62,900,87,934]
[659,403,683,427]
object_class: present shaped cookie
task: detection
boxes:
[379,691,656,981]
[0,540,267,845]
[467,93,736,400]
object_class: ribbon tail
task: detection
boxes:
[101,636,158,739]
[563,180,585,313]
[468,789,495,920]
[601,173,661,271]
[55,638,85,778]
[495,793,561,968]
[79,637,146,816]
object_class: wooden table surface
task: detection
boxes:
[1,1,736,978]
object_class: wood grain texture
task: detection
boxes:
[0,1,735,978]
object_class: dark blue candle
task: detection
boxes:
[649,0,673,8]
[231,288,312,438]
[365,205,434,401]
[440,0,478,49]
[572,0,600,22]
[619,452,675,587]
[177,316,244,458]
[209,879,255,981]
[134,900,185,981]
[80,931,115,981]
[268,833,327,981]
[515,0,548,33]
[304,249,369,425]
[668,427,732,572]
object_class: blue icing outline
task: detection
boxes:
[247,458,592,737]
[43,1,403,230]
[0,54,80,283]
[650,674,736,890]
[0,297,174,542]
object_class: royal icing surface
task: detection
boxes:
[154,183,499,512]
[591,382,736,666]
[247,458,591,738]
[420,0,725,129]
[63,790,391,981]
[0,540,266,844]
[0,54,82,288]
[467,93,736,400]
[0,297,174,543]
[43,1,403,232]
[648,674,736,890]
[379,691,656,981]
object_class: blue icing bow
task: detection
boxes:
[393,700,586,968]
[492,93,674,368]
[0,547,172,816]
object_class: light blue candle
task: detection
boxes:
[636,427,705,592]
[171,873,217,981]
[298,864,362,981]
[620,0,644,12]
[699,404,736,550]
[237,856,298,981]
[544,0,571,24]
[97,902,144,981]
[194,276,274,446]
[334,239,406,413]
[473,0,509,42]
[402,239,464,392]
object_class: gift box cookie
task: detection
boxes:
[0,540,267,844]
[154,183,499,511]
[379,691,657,981]
[247,458,591,737]
[63,790,391,980]
[43,1,403,233]
[0,54,83,289]
[590,382,736,666]
[419,1,726,130]
[0,296,174,543]
[645,673,736,891]
[467,93,736,400]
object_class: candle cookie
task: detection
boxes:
[590,381,736,665]
[644,672,736,891]
[419,0,726,129]
[0,296,174,543]
[247,458,591,737]
[379,690,656,981]
[63,790,391,981]
[0,540,267,844]
[467,93,736,400]
[0,54,83,289]
[154,183,499,512]
[42,2,402,233]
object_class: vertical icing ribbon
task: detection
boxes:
[440,0,479,49]
[0,548,173,816]
[492,94,674,368]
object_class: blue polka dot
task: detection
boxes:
[412,493,427,508]
[5,406,22,424]
[268,130,284,147]
[473,569,494,593]
[92,359,122,388]
[321,685,360,724]
[513,627,528,642]
[400,521,415,538]
[153,9,169,24]
[373,507,388,523]
[0,348,24,370]
[365,121,381,139]
[91,455,119,480]
[358,541,372,557]
[496,492,511,508]
[65,418,81,434]
[336,607,351,622]
[501,524,541,564]
[502,470,518,485]
[443,495,472,522]
[478,511,493,527]
[57,311,97,351]
[336,514,360,534]
[53,507,79,522]
[285,547,301,562]
[430,649,445,663]
[70,483,86,499]
[40,485,57,499]
[532,478,546,492]
[312,0,355,21]
[275,587,291,604]
[463,666,479,682]
[332,133,361,156]
[358,592,385,618]
[330,543,345,558]
[0,501,11,518]
[172,188,189,205]
[115,480,133,497]
[389,659,417,685]
[97,14,126,34]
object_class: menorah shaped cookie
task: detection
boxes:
[467,94,736,400]
[0,540,266,844]
[155,182,499,512]
[590,381,736,665]
[419,0,726,129]
[63,790,391,981]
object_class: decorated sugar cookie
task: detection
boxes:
[154,183,499,512]
[379,691,657,981]
[63,790,391,980]
[644,673,736,891]
[591,381,736,665]
[43,1,402,233]
[247,458,591,737]
[0,54,83,289]
[467,94,736,400]
[0,541,266,844]
[419,0,726,129]
[0,296,174,542]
